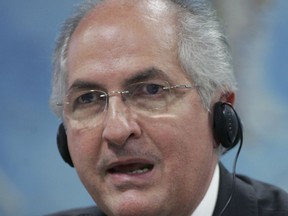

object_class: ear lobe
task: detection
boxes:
[57,123,74,167]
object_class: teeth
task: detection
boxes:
[108,164,154,175]
[128,168,149,174]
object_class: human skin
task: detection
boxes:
[64,0,219,215]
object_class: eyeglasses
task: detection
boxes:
[57,80,196,127]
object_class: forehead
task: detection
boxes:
[67,0,186,89]
[80,0,176,27]
[71,0,178,47]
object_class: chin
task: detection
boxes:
[98,191,166,216]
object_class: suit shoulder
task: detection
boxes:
[237,174,288,214]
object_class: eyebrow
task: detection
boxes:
[68,67,168,92]
[68,80,103,92]
[123,67,168,86]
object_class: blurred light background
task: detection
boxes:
[0,0,287,215]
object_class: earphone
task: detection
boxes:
[57,123,74,167]
[213,102,243,216]
[56,101,243,167]
[213,101,242,150]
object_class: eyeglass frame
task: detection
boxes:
[56,80,198,124]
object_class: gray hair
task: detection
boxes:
[50,0,237,117]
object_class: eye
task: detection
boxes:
[126,81,170,111]
[77,92,98,104]
[73,91,106,107]
[145,84,163,95]
[131,83,165,97]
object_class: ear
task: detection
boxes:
[221,92,235,105]
[217,92,235,106]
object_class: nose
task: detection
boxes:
[102,96,141,147]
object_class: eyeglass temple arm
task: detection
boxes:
[163,84,195,90]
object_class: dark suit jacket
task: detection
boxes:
[213,163,288,216]
[47,163,288,216]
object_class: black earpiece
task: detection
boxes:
[213,102,242,149]
[213,102,243,215]
[57,123,74,167]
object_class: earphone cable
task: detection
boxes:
[218,108,243,216]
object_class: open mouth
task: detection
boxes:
[108,163,154,175]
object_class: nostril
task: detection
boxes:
[102,119,140,147]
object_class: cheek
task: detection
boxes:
[66,126,103,170]
[66,127,106,196]
[144,105,212,150]
[141,104,214,173]
[140,112,215,207]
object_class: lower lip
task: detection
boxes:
[106,167,156,187]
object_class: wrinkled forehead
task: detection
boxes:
[69,0,178,50]
[81,0,177,24]
[66,0,181,86]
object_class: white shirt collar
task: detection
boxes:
[191,164,220,216]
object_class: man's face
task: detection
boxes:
[65,0,218,215]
